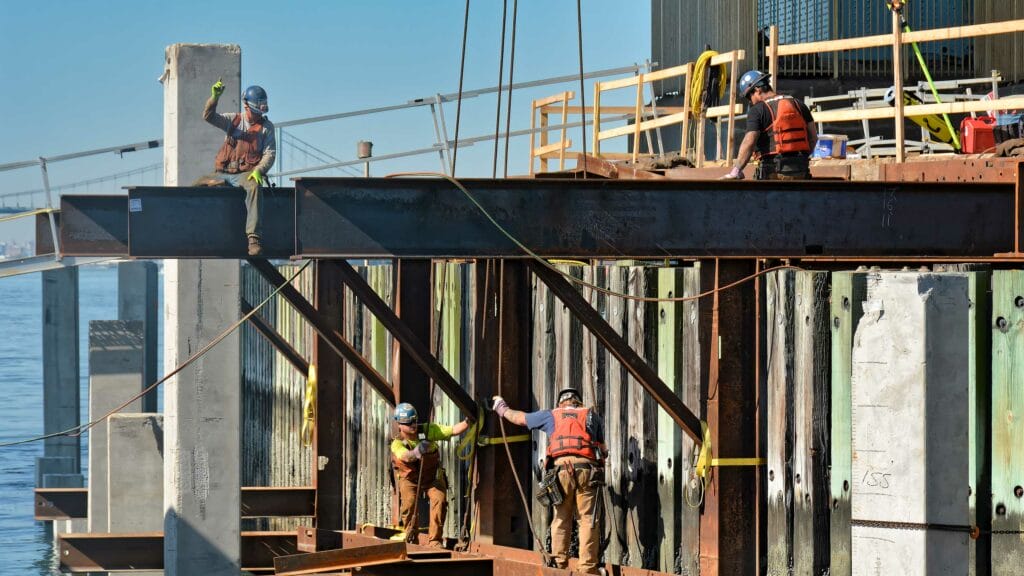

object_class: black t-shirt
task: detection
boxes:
[746,96,814,154]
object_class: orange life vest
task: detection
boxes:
[391,432,440,482]
[764,96,811,155]
[214,114,264,174]
[547,407,599,461]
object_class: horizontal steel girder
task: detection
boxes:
[55,177,1016,259]
[36,487,315,520]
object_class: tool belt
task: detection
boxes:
[536,468,565,507]
[755,153,810,180]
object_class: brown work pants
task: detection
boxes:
[192,171,262,239]
[551,464,600,574]
[397,472,448,547]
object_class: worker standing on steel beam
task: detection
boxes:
[391,402,470,547]
[193,79,276,256]
[723,70,816,180]
[493,388,606,574]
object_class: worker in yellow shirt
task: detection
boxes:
[390,402,470,546]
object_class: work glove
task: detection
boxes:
[211,78,225,99]
[406,446,422,461]
[492,395,509,418]
[248,169,264,186]
[720,167,744,180]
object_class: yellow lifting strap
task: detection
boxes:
[477,434,531,446]
[301,364,317,447]
[695,420,765,479]
[456,406,532,460]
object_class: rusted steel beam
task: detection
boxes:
[59,195,128,256]
[526,260,702,443]
[473,260,532,548]
[359,558,493,576]
[248,258,394,405]
[274,542,408,575]
[698,259,758,576]
[243,299,310,375]
[392,260,433,421]
[335,259,478,420]
[37,487,316,521]
[314,260,347,531]
[241,487,316,518]
[58,531,297,572]
[34,488,87,520]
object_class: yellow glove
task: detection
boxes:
[211,78,225,99]
[247,169,264,186]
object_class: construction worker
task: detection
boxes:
[723,70,816,180]
[492,388,605,574]
[193,80,276,256]
[390,402,470,547]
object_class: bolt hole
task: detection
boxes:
[1016,296,1024,309]
[1015,486,1023,498]
[997,317,1010,332]
[769,470,775,481]
[833,316,841,329]
[996,503,1007,516]
[843,480,849,492]
[795,473,801,484]
[842,297,851,310]
[832,498,839,510]
[667,458,672,468]
[805,493,811,502]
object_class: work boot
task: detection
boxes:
[247,235,263,257]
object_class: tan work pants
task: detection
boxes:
[397,472,448,547]
[551,465,600,574]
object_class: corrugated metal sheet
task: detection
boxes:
[241,262,315,531]
[654,1,1024,84]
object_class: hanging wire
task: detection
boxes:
[492,0,509,178]
[576,0,589,176]
[451,0,472,177]
[501,0,519,178]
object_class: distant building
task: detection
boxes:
[652,0,1024,99]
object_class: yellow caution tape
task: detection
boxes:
[301,365,317,447]
[695,420,764,478]
[0,207,56,224]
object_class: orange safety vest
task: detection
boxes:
[546,407,599,461]
[214,114,264,174]
[391,435,440,482]
[764,96,811,155]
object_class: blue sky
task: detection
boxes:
[0,1,651,242]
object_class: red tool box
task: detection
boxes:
[960,116,996,154]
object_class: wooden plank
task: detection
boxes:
[705,103,745,119]
[656,268,684,573]
[726,51,738,164]
[765,270,795,575]
[768,26,779,93]
[708,50,745,67]
[604,266,629,564]
[530,269,555,550]
[593,83,602,157]
[532,140,573,157]
[791,271,830,576]
[600,75,642,91]
[643,63,691,83]
[539,105,688,115]
[533,91,575,108]
[681,63,693,159]
[990,270,1024,576]
[777,19,1024,57]
[828,272,867,576]
[632,76,644,163]
[529,100,538,176]
[625,266,657,566]
[810,96,1024,123]
[679,266,701,575]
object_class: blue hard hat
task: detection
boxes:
[738,70,771,100]
[394,402,418,425]
[243,85,269,116]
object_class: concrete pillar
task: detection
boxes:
[162,43,243,576]
[87,320,144,533]
[850,272,971,576]
[108,414,163,531]
[39,267,82,487]
[118,261,160,412]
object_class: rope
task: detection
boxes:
[0,207,56,224]
[0,260,312,449]
[451,0,472,176]
[576,0,588,177]
[383,171,804,303]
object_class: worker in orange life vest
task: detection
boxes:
[723,70,817,180]
[493,387,606,574]
[390,402,470,547]
[193,80,276,256]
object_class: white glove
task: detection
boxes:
[492,395,509,417]
[720,167,744,180]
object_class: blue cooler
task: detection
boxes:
[812,135,848,159]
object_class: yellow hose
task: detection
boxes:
[689,50,728,116]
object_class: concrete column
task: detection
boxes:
[108,414,163,531]
[118,261,160,412]
[87,320,144,533]
[39,267,82,487]
[162,43,242,576]
[850,272,971,576]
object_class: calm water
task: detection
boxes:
[0,266,135,574]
